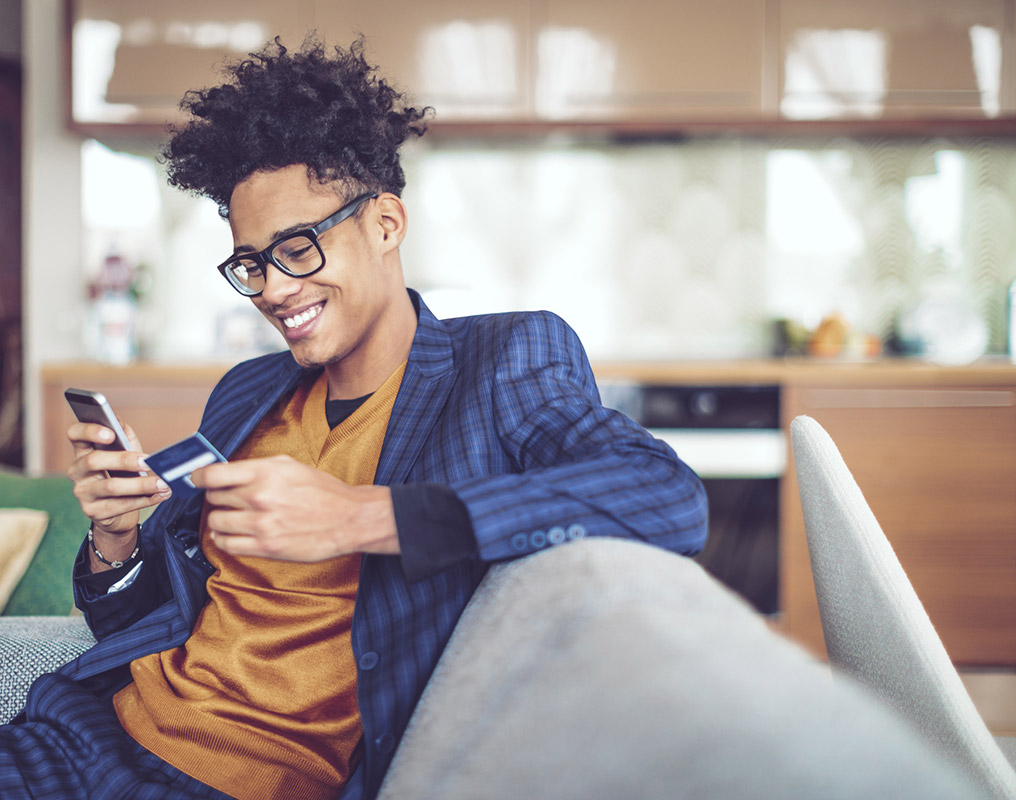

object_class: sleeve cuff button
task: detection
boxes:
[567,524,587,540]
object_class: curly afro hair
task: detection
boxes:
[162,36,430,217]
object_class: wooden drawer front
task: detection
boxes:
[781,385,1016,665]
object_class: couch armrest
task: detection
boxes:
[0,616,95,723]
[379,538,986,800]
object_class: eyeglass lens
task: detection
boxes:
[227,234,322,294]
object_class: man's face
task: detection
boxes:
[227,165,407,387]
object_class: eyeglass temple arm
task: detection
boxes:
[312,193,379,237]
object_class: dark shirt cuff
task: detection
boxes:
[74,530,141,597]
[392,483,477,583]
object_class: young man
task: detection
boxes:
[0,39,707,800]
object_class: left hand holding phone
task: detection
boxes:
[64,388,172,548]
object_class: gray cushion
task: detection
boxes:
[379,537,986,800]
[0,616,95,723]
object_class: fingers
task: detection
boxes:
[104,473,171,497]
[208,524,327,561]
[191,456,371,562]
[69,449,170,513]
[66,420,168,537]
[121,421,144,453]
[68,446,149,482]
[73,471,170,505]
[189,454,295,493]
[209,531,264,558]
[205,509,264,543]
[188,460,256,491]
[73,474,171,532]
[67,419,144,451]
[68,421,119,454]
[86,495,162,533]
[206,507,291,559]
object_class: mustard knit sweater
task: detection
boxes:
[114,363,406,800]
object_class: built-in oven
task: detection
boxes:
[599,382,784,615]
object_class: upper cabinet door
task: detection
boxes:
[312,0,532,121]
[779,0,1010,120]
[69,0,314,129]
[66,0,1016,132]
[535,0,770,120]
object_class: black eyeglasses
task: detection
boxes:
[216,192,378,297]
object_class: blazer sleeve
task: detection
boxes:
[72,513,175,640]
[450,311,708,563]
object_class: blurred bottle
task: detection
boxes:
[85,250,137,365]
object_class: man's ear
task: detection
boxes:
[375,193,407,253]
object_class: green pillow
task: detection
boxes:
[0,468,88,616]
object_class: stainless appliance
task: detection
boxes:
[599,382,784,615]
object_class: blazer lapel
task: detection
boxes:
[199,351,308,458]
[374,292,456,486]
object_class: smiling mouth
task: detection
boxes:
[281,303,323,330]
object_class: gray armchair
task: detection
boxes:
[791,414,1016,800]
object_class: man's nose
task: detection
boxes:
[259,263,303,305]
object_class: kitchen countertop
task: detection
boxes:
[40,357,1016,387]
[591,357,1016,386]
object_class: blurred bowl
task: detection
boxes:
[900,297,988,365]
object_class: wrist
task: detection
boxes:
[352,486,401,555]
[88,525,141,572]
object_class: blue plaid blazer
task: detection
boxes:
[58,290,707,799]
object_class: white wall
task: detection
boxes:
[23,0,85,471]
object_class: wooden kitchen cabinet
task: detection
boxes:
[67,0,1016,134]
[312,0,533,121]
[41,363,229,474]
[69,0,533,129]
[780,382,1016,665]
[69,0,313,128]
[779,0,1012,120]
[70,0,766,128]
[535,0,770,120]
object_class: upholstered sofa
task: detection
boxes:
[0,468,90,617]
[0,512,992,798]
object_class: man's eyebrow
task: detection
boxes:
[231,221,317,256]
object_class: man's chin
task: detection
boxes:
[286,342,343,372]
[289,351,327,371]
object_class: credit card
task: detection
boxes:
[143,432,226,498]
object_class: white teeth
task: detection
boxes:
[282,305,322,329]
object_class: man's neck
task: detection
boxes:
[324,288,417,400]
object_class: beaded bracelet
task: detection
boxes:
[87,527,141,569]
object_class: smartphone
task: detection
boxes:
[64,387,138,477]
